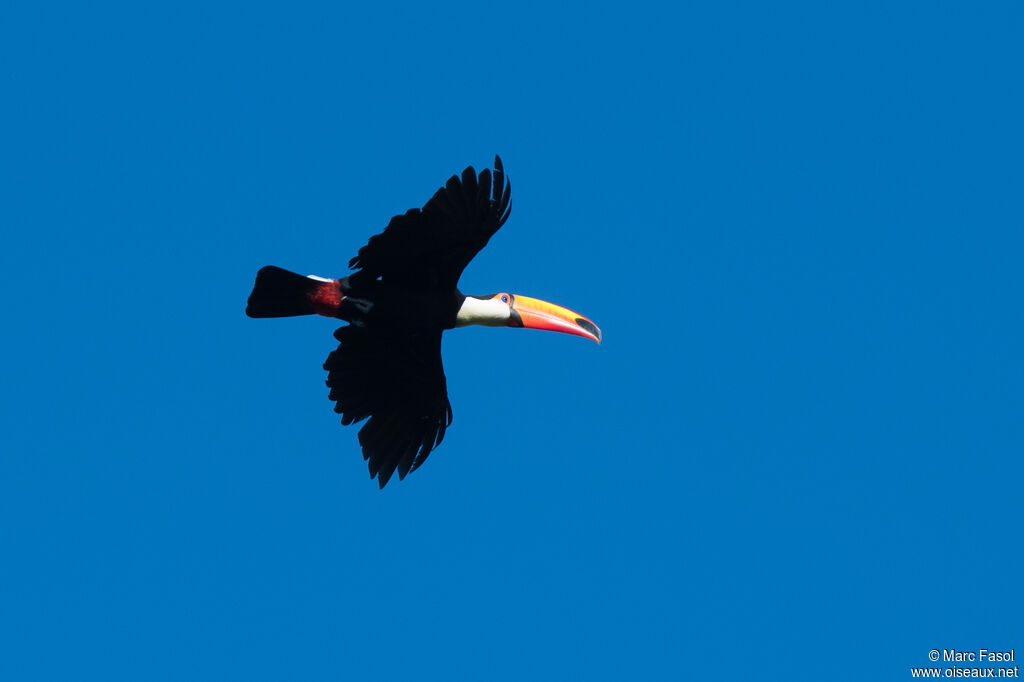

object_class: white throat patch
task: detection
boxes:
[455,297,511,327]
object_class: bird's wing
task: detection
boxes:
[347,156,511,289]
[324,325,452,488]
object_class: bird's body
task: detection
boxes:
[342,276,465,332]
[247,157,600,487]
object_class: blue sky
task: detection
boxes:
[2,1,1022,680]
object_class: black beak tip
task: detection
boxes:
[575,317,602,344]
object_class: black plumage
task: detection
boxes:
[324,326,451,487]
[324,157,511,487]
[348,157,510,289]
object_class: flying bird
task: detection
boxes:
[246,156,601,487]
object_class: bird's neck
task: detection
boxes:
[454,295,508,327]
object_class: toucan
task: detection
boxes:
[246,156,601,488]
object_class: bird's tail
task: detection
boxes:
[246,265,344,318]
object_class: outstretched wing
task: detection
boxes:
[348,156,511,289]
[324,325,453,488]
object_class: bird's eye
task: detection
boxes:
[500,294,509,304]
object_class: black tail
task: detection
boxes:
[246,265,333,318]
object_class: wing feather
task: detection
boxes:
[324,325,452,488]
[347,156,512,289]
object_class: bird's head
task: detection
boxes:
[455,292,601,344]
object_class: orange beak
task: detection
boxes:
[507,294,602,344]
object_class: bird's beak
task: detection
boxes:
[507,294,602,344]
